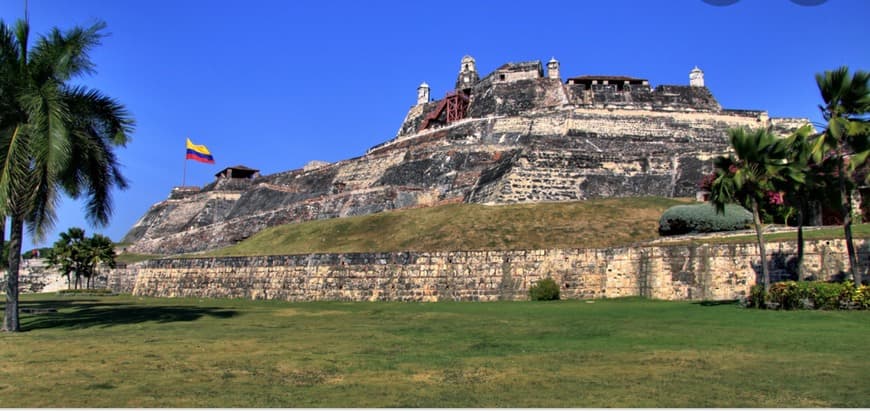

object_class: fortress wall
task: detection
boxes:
[116,238,865,302]
[492,117,534,134]
[471,150,710,203]
[332,150,407,190]
[565,110,766,140]
[126,187,424,255]
[529,115,568,136]
[122,196,215,244]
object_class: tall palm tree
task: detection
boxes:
[812,66,870,285]
[0,20,133,332]
[780,125,814,280]
[83,233,116,289]
[710,127,797,293]
[46,227,87,289]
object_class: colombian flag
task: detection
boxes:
[185,138,215,164]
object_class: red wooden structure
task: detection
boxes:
[418,90,469,131]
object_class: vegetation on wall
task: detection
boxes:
[658,203,752,236]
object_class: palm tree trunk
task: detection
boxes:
[752,198,770,293]
[796,197,805,281]
[0,217,5,274]
[3,217,24,332]
[838,158,861,285]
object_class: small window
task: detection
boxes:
[499,74,506,81]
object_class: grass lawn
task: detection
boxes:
[201,197,691,257]
[1,294,867,407]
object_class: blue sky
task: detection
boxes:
[1,0,868,249]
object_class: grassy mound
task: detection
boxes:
[204,197,692,257]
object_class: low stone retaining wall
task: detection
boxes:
[110,238,867,302]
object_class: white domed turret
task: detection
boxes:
[690,66,705,87]
[417,81,430,105]
[547,57,560,80]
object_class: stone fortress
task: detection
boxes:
[108,56,863,303]
[123,55,810,256]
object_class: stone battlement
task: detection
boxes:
[123,56,812,255]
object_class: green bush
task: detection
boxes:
[745,281,868,310]
[746,284,766,308]
[852,285,870,309]
[658,203,752,236]
[529,278,560,301]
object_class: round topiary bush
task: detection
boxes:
[529,278,560,301]
[658,203,752,236]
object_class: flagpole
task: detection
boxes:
[182,141,188,187]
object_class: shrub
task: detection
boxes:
[744,281,868,310]
[745,284,766,308]
[529,278,560,301]
[658,203,752,236]
[852,285,870,309]
[767,282,802,309]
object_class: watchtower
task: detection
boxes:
[547,57,560,80]
[689,66,705,87]
[417,82,430,105]
[455,55,479,91]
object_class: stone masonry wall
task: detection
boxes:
[115,239,867,302]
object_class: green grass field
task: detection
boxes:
[1,294,867,407]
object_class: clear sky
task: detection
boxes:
[1,0,868,249]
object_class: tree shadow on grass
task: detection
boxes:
[15,299,238,331]
[692,299,740,306]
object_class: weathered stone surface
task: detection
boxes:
[123,58,810,255]
[108,239,866,302]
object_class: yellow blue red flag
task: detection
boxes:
[185,138,214,164]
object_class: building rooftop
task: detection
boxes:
[566,75,648,83]
[215,165,260,179]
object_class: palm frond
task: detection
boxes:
[0,20,21,77]
[0,124,35,217]
[63,85,134,146]
[29,21,106,83]
[13,20,28,68]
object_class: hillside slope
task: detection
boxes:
[202,197,691,256]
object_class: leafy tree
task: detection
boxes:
[82,233,116,289]
[778,125,824,280]
[46,228,116,290]
[0,20,133,332]
[46,227,86,289]
[710,127,799,292]
[811,66,870,285]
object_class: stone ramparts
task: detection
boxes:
[115,238,866,302]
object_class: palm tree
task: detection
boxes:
[812,66,870,285]
[0,20,133,332]
[47,229,74,289]
[710,127,797,293]
[46,227,86,289]
[778,125,845,281]
[82,233,116,289]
